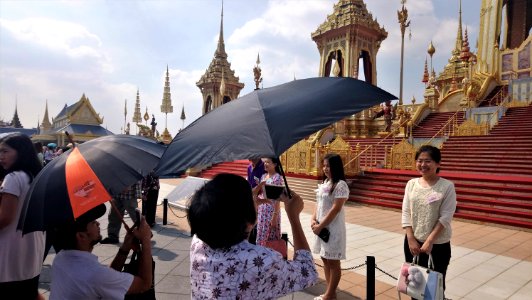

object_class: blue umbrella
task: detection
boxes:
[47,143,57,148]
[155,77,396,177]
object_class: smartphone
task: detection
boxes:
[264,184,285,200]
[134,209,141,228]
[315,220,330,242]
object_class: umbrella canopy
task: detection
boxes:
[20,134,166,234]
[155,77,396,176]
[47,142,57,148]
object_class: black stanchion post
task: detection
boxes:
[367,256,375,300]
[163,198,168,225]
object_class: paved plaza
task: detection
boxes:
[39,179,532,299]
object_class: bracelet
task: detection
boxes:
[117,248,129,256]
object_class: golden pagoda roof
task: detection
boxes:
[311,0,387,39]
[197,5,244,90]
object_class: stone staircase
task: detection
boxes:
[440,106,532,176]
[198,160,249,178]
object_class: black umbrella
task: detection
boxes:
[19,134,166,234]
[155,77,396,178]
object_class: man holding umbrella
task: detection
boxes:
[50,204,153,298]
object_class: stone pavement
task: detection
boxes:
[39,179,532,299]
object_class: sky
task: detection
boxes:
[0,0,481,135]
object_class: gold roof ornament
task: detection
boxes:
[312,0,387,38]
[143,106,149,124]
[434,0,469,90]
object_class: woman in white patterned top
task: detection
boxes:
[188,173,318,299]
[402,145,456,291]
[311,153,350,300]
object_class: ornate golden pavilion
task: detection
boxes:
[280,0,531,176]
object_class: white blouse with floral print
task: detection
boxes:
[190,235,318,299]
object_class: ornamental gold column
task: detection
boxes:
[397,0,410,106]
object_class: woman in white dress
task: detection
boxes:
[311,153,350,300]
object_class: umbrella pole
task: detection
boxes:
[109,200,132,232]
[65,131,76,148]
[277,158,292,199]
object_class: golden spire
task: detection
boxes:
[215,1,227,59]
[160,65,173,115]
[40,99,52,130]
[123,99,127,134]
[451,0,463,59]
[460,27,471,63]
[422,57,429,84]
[180,104,186,130]
[132,89,142,124]
[160,65,173,142]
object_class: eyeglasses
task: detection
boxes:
[416,159,434,164]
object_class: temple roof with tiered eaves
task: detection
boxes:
[311,0,387,39]
[196,5,244,91]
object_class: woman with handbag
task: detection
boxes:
[254,157,282,247]
[188,173,318,299]
[0,133,45,299]
[402,145,456,292]
[311,153,350,300]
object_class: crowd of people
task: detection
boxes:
[0,132,457,299]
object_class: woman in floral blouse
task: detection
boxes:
[188,173,318,299]
[255,157,283,246]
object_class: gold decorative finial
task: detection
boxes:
[397,0,411,106]
[253,52,262,90]
[428,41,435,56]
[143,106,149,125]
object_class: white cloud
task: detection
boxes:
[0,17,112,72]
[229,0,332,46]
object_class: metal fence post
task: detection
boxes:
[367,256,375,300]
[163,198,168,225]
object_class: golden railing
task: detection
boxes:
[485,86,508,106]
[342,116,411,171]
[484,92,511,130]
[425,110,462,145]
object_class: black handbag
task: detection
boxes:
[123,251,156,300]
